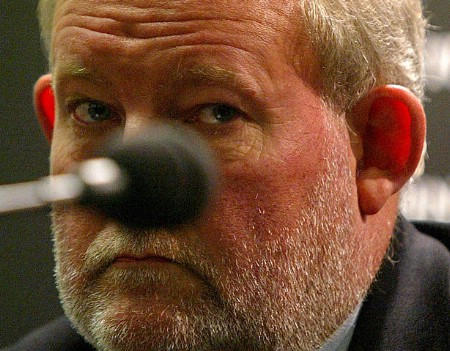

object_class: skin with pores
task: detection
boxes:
[34,0,426,350]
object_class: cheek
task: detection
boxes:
[50,128,88,175]
[196,111,353,270]
[50,122,111,276]
[50,112,112,175]
[198,140,330,265]
[53,205,107,272]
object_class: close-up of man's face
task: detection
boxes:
[31,0,425,350]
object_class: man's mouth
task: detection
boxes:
[114,255,174,264]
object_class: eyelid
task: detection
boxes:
[175,87,265,126]
[66,98,122,125]
[65,94,122,113]
[177,87,245,111]
[186,103,244,123]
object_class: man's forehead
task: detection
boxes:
[51,0,316,98]
[56,0,286,13]
[54,0,299,29]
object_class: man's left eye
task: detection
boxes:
[70,100,117,124]
[196,104,241,124]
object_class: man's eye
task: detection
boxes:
[69,100,116,124]
[196,104,241,124]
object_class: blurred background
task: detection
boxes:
[0,0,448,347]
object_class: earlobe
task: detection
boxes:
[34,74,55,142]
[350,85,426,216]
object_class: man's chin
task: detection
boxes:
[67,293,233,351]
[85,305,193,351]
[58,268,229,351]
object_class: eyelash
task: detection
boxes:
[186,104,243,125]
[67,99,121,126]
[66,99,244,128]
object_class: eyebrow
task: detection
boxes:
[53,61,259,101]
[175,64,238,85]
[53,62,112,88]
[172,64,261,100]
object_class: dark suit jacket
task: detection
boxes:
[3,218,449,351]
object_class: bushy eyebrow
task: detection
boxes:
[175,64,237,85]
[170,64,263,105]
[53,61,111,88]
[55,60,239,86]
[53,60,262,107]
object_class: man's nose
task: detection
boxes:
[122,114,156,142]
[121,115,160,142]
[96,123,218,229]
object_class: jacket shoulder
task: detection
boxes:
[350,218,449,351]
[412,220,449,250]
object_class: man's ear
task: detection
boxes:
[34,74,55,142]
[349,85,426,216]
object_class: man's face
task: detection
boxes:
[49,0,377,350]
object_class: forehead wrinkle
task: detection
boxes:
[55,0,298,45]
[52,0,308,80]
[53,15,271,67]
[57,0,293,24]
[55,12,282,44]
[55,0,176,23]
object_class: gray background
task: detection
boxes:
[1,0,448,347]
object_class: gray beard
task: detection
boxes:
[52,148,375,351]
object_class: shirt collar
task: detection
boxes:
[318,301,362,351]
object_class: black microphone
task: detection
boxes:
[0,125,217,228]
